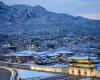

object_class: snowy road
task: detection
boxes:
[0,67,11,80]
[0,67,17,80]
[16,69,58,80]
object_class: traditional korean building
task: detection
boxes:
[68,55,100,77]
[55,50,74,58]
[0,50,34,63]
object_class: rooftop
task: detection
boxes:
[67,55,97,60]
[22,63,69,68]
[54,47,73,54]
[2,48,74,57]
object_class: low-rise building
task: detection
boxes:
[55,50,74,58]
[0,50,34,63]
[26,41,39,51]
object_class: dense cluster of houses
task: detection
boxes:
[0,48,74,63]
[0,42,100,77]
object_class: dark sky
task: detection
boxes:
[1,0,100,20]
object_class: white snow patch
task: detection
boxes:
[80,78,92,80]
[68,55,97,60]
[17,69,57,79]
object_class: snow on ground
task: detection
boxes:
[67,55,97,60]
[16,69,58,79]
[80,78,92,80]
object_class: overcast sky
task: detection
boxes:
[0,0,100,20]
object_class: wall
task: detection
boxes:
[31,65,68,74]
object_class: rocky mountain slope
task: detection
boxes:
[0,1,100,52]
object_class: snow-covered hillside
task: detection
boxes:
[0,1,100,52]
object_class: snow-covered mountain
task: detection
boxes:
[0,1,100,51]
[0,1,100,35]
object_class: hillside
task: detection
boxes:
[0,1,100,52]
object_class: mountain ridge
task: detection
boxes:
[0,1,100,51]
[0,1,100,35]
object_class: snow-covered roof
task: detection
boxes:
[11,53,32,56]
[22,63,69,68]
[3,53,32,56]
[3,50,52,56]
[54,47,73,54]
[33,51,51,55]
[3,48,73,57]
[3,50,35,56]
[49,63,69,67]
[67,56,97,60]
[55,50,73,54]
[17,50,52,55]
[46,53,60,56]
[17,50,35,54]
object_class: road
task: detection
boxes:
[0,68,11,80]
[0,67,17,80]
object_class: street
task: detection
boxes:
[0,67,12,80]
